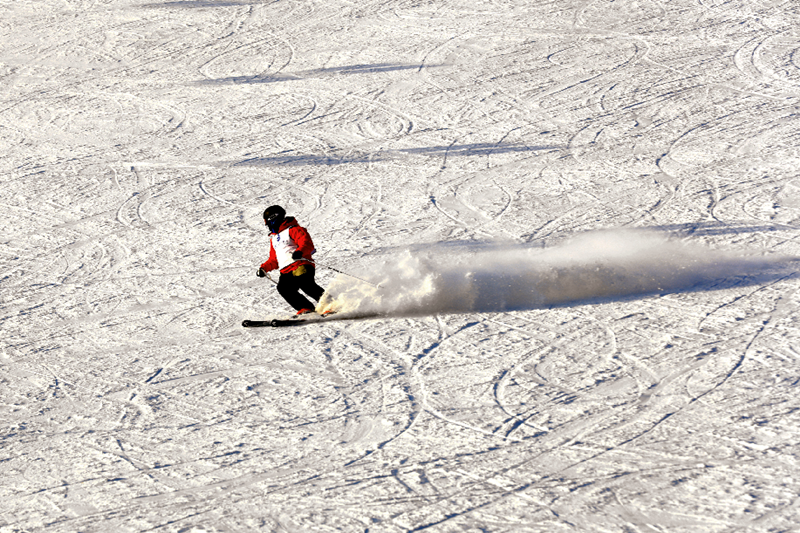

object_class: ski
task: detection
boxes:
[268,318,317,327]
[242,318,308,327]
[242,319,277,327]
[242,312,337,328]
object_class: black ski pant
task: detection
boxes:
[277,265,325,311]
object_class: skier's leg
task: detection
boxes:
[297,266,325,301]
[277,272,316,311]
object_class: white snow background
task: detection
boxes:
[2,0,800,531]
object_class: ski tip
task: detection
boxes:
[242,319,274,327]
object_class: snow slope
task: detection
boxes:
[2,0,800,531]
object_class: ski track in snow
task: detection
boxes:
[2,0,800,531]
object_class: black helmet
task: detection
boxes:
[263,205,286,232]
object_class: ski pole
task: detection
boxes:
[313,261,380,288]
[255,267,278,285]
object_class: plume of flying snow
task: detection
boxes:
[316,230,794,318]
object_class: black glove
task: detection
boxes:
[257,267,267,277]
[291,250,303,260]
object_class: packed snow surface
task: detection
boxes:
[2,0,800,531]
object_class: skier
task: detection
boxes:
[257,205,326,316]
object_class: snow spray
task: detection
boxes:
[316,230,794,317]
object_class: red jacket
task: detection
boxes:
[260,217,316,274]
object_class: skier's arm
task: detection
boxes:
[259,243,279,273]
[288,226,315,260]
